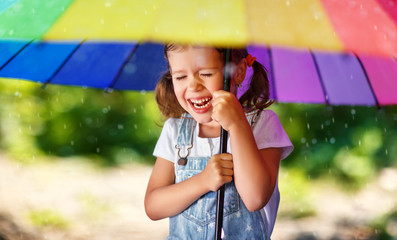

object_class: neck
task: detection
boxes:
[198,122,221,138]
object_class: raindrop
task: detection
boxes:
[321,124,324,130]
[351,109,356,115]
[289,117,293,122]
[325,120,330,126]
[96,148,100,153]
[300,137,306,143]
[140,90,147,95]
[134,124,138,129]
[332,117,335,123]
[105,2,111,7]
[307,123,310,130]
[305,142,309,147]
[118,124,124,130]
[325,137,328,142]
[14,91,20,97]
[81,98,85,103]
[385,149,388,155]
[123,63,136,73]
[71,141,74,146]
[100,19,105,24]
[102,108,109,114]
[64,124,67,129]
[285,0,291,6]
[345,123,348,128]
[311,138,317,144]
[358,140,361,146]
[384,128,387,133]
[330,137,335,144]
[374,25,378,31]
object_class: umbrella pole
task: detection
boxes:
[215,48,232,240]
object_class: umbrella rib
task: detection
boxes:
[105,42,140,93]
[42,39,86,89]
[354,53,380,108]
[267,46,277,102]
[310,50,329,106]
[0,39,34,70]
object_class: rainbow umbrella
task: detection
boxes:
[0,0,397,106]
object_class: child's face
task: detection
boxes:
[167,46,224,124]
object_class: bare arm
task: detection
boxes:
[229,120,281,211]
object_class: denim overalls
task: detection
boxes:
[168,113,269,240]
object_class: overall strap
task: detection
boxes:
[175,113,196,161]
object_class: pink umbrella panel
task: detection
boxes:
[0,41,396,107]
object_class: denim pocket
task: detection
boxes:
[175,157,240,226]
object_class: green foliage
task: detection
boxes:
[28,209,69,229]
[271,103,397,188]
[0,79,162,166]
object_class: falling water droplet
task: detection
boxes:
[307,123,310,130]
[330,137,335,144]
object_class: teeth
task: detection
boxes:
[190,98,211,109]
[190,98,210,104]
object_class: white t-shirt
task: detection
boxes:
[153,109,293,237]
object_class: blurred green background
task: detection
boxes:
[1,78,396,238]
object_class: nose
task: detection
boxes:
[187,76,203,91]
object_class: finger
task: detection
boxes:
[219,153,233,160]
[221,169,234,176]
[220,160,234,169]
[212,90,228,99]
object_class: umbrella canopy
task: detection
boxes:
[0,0,397,106]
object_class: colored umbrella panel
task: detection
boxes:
[313,52,376,106]
[0,40,80,82]
[1,0,397,56]
[270,47,326,104]
[1,41,396,106]
[50,41,137,89]
[358,54,397,106]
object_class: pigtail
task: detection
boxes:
[239,60,274,112]
[155,70,186,118]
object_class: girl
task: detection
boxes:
[145,44,293,239]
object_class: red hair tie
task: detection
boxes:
[246,54,257,67]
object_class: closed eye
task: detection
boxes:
[200,73,213,78]
[174,75,186,81]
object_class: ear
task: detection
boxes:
[232,58,247,85]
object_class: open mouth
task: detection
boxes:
[188,97,212,110]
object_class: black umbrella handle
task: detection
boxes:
[215,48,232,240]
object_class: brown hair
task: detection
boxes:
[155,44,273,118]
